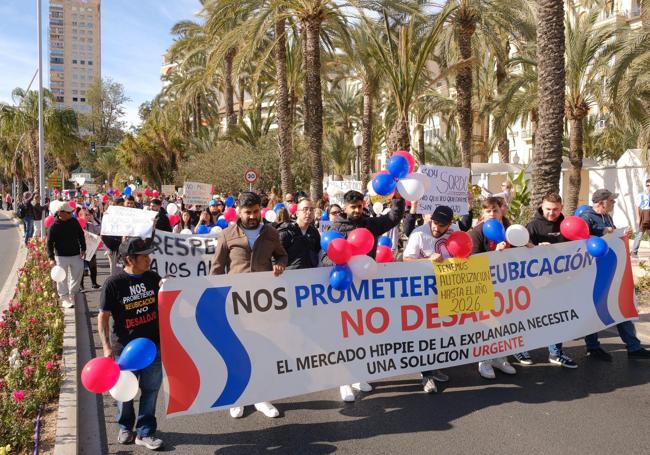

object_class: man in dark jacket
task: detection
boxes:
[18,191,36,245]
[277,197,320,269]
[150,199,172,232]
[47,202,86,308]
[579,189,650,360]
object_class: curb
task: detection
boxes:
[0,212,27,314]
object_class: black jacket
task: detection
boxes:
[526,208,566,245]
[47,217,86,259]
[277,221,321,269]
[326,197,405,259]
[18,199,35,219]
[469,219,511,254]
[155,207,173,232]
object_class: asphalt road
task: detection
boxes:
[83,257,650,455]
[0,211,20,304]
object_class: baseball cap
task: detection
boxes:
[119,237,155,258]
[431,205,454,225]
[592,189,618,203]
[58,202,75,213]
[208,199,217,207]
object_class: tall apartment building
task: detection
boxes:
[48,0,101,113]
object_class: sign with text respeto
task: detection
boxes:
[416,165,470,215]
[100,206,158,239]
[159,231,637,417]
[150,230,218,278]
[182,182,213,206]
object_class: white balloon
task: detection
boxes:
[408,172,433,193]
[367,181,377,197]
[348,255,378,279]
[49,200,63,214]
[397,177,425,201]
[505,224,530,247]
[264,210,277,223]
[210,226,223,236]
[166,203,179,216]
[372,202,384,215]
[50,265,66,283]
[180,228,192,235]
[382,208,390,215]
[129,184,136,191]
[109,370,139,402]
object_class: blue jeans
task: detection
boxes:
[632,230,648,255]
[116,354,162,438]
[585,320,642,353]
[548,343,563,357]
[22,217,34,244]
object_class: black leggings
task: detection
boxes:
[82,256,98,286]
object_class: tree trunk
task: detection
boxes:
[387,115,410,153]
[496,40,510,163]
[566,115,584,215]
[238,78,245,124]
[417,123,426,165]
[531,0,565,209]
[361,85,373,189]
[224,48,237,130]
[456,20,475,170]
[275,16,295,195]
[303,17,324,200]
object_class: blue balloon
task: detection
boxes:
[123,186,132,196]
[225,196,235,208]
[372,173,397,196]
[117,338,157,371]
[586,236,609,257]
[329,265,353,291]
[108,189,114,196]
[273,202,285,212]
[320,230,344,251]
[482,219,506,243]
[575,204,590,217]
[321,211,329,221]
[378,236,392,248]
[386,155,410,180]
[217,219,228,229]
[197,225,210,234]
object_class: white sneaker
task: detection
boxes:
[351,381,372,392]
[492,357,517,375]
[254,401,279,418]
[61,296,74,309]
[339,385,355,402]
[478,361,496,379]
[229,406,244,418]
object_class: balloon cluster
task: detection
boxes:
[560,215,609,257]
[481,219,531,248]
[322,228,389,291]
[368,151,431,201]
[81,338,157,401]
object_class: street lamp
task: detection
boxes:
[353,131,363,181]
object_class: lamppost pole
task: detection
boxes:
[353,131,363,182]
[37,0,45,201]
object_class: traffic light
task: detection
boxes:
[90,141,96,154]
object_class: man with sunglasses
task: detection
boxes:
[403,205,455,393]
[278,197,321,269]
[632,178,650,257]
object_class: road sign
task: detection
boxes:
[47,176,62,188]
[244,169,259,184]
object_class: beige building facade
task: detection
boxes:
[48,0,101,113]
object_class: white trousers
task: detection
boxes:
[55,255,84,298]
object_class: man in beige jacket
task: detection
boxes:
[211,191,288,418]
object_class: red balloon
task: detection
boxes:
[447,231,473,259]
[560,216,590,241]
[376,245,394,263]
[145,188,152,197]
[152,190,159,197]
[327,238,352,265]
[69,201,77,209]
[77,218,87,230]
[261,208,270,218]
[168,214,180,226]
[223,207,237,222]
[348,228,375,256]
[81,357,120,394]
[393,150,416,173]
[102,195,110,203]
[288,203,298,215]
[44,215,55,229]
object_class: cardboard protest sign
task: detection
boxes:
[182,182,212,206]
[159,231,637,417]
[326,180,362,206]
[162,185,176,195]
[82,183,98,195]
[100,206,158,239]
[84,231,102,261]
[434,256,495,316]
[150,230,218,278]
[416,165,470,215]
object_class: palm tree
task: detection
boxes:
[531,0,565,209]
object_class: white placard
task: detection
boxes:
[84,231,102,261]
[150,230,219,278]
[182,182,213,206]
[82,183,98,195]
[99,206,158,239]
[326,180,362,206]
[162,185,176,195]
[416,165,470,215]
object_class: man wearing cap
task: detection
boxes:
[98,237,164,450]
[208,199,224,225]
[47,202,86,308]
[403,205,455,393]
[579,189,650,360]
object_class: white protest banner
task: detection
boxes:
[100,206,158,239]
[84,231,102,261]
[416,165,470,215]
[182,182,213,206]
[325,180,362,206]
[162,185,176,196]
[150,230,218,278]
[82,183,98,195]
[159,231,637,417]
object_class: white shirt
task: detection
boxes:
[403,222,456,260]
[243,225,263,249]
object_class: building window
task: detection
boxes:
[80,60,85,64]
[88,61,93,65]
[72,90,78,95]
[72,97,78,102]
[72,59,77,64]
[80,98,86,102]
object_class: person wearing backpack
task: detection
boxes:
[17,191,36,246]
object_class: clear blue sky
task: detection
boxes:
[0,0,200,126]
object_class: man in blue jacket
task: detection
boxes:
[579,189,650,360]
